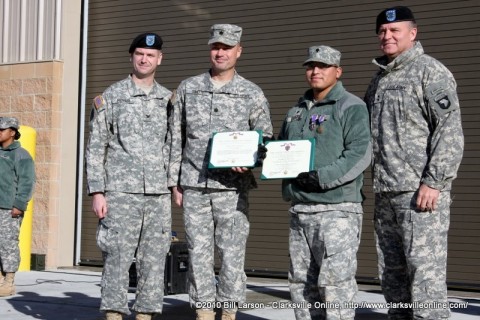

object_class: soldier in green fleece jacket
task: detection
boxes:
[278,46,371,320]
[0,117,35,297]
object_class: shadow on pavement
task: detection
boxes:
[8,291,103,320]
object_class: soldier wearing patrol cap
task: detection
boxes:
[279,45,371,320]
[365,6,464,319]
[169,24,273,320]
[85,32,173,320]
[0,117,35,297]
[207,23,242,46]
[302,45,341,67]
[0,117,20,139]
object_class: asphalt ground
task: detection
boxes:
[0,269,479,319]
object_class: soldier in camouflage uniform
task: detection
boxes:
[85,33,173,320]
[279,46,371,320]
[0,117,35,297]
[364,6,464,320]
[168,24,273,320]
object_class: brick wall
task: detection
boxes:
[0,61,63,266]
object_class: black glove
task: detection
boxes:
[255,144,268,166]
[255,136,275,166]
[294,171,321,192]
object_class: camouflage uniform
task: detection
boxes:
[0,138,35,273]
[86,75,173,315]
[0,209,23,272]
[280,47,371,319]
[169,70,273,306]
[364,41,464,319]
[288,205,362,320]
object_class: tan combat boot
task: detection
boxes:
[105,311,123,320]
[221,310,236,320]
[0,272,5,286]
[195,309,216,320]
[0,272,15,297]
[136,313,152,320]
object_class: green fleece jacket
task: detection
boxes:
[279,81,371,204]
[0,141,35,211]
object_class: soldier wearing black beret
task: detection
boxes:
[86,31,172,320]
[128,32,163,53]
[365,5,464,320]
[375,6,416,34]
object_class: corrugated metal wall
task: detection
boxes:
[0,0,62,63]
[81,0,480,288]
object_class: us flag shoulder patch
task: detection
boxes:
[93,95,105,110]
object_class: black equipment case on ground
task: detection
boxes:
[129,241,189,295]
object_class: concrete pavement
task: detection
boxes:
[0,269,479,319]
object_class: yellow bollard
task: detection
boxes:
[17,125,36,271]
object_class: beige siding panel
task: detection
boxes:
[81,0,480,288]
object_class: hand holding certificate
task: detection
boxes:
[209,131,262,168]
[261,139,315,179]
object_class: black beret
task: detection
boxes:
[376,6,416,34]
[128,32,163,53]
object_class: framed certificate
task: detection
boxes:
[208,131,262,168]
[261,139,315,179]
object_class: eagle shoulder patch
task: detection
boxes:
[428,84,458,116]
[435,95,451,110]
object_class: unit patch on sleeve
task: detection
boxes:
[428,84,459,116]
[435,95,451,110]
[93,95,105,110]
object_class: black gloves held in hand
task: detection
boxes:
[256,144,268,166]
[256,136,274,166]
[294,170,321,192]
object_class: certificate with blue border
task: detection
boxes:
[208,131,262,168]
[260,139,315,179]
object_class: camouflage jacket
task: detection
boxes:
[168,71,273,190]
[364,41,464,192]
[86,75,173,195]
[279,82,371,204]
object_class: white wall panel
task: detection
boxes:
[0,0,61,63]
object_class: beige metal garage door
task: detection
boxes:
[81,0,480,289]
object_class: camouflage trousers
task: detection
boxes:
[96,192,171,315]
[0,208,23,272]
[289,207,362,320]
[374,191,451,320]
[182,188,249,308]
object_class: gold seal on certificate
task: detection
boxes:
[208,131,262,168]
[261,139,315,179]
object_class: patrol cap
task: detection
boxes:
[0,117,19,130]
[376,6,416,34]
[128,32,163,53]
[0,117,20,130]
[303,45,341,67]
[208,24,242,46]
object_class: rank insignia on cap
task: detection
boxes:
[208,24,242,46]
[93,95,105,109]
[436,95,451,109]
[146,35,155,46]
[386,9,396,22]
